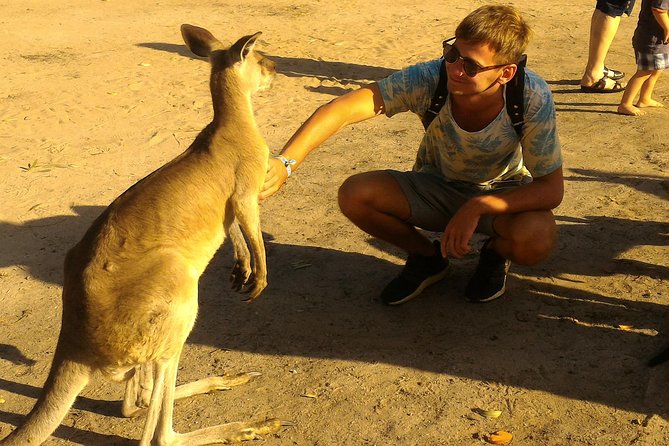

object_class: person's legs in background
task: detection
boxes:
[637,70,664,108]
[618,70,653,115]
[580,1,634,92]
[581,8,622,88]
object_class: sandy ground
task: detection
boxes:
[0,0,668,445]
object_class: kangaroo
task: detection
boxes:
[0,25,284,445]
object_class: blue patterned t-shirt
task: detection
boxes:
[377,59,562,188]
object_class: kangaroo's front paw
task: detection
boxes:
[230,261,252,291]
[242,277,267,302]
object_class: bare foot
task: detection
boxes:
[617,103,645,116]
[636,99,664,108]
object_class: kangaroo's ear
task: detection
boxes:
[229,32,262,64]
[181,24,222,57]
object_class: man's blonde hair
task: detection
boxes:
[455,4,532,64]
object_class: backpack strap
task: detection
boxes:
[421,59,448,130]
[506,54,527,137]
[421,54,527,137]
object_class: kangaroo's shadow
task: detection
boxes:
[137,42,397,90]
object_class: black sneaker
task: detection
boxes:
[465,239,511,303]
[380,241,449,306]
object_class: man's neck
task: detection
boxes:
[453,80,504,110]
[450,83,505,132]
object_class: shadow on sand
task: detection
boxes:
[0,42,667,438]
[0,193,666,440]
[137,42,397,95]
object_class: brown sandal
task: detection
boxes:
[603,66,625,80]
[580,77,625,93]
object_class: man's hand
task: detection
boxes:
[259,157,288,200]
[441,203,481,259]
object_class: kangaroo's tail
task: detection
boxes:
[0,356,90,445]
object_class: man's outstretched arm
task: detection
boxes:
[260,83,385,200]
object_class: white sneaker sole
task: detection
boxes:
[466,261,510,303]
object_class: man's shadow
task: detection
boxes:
[567,168,669,201]
[541,167,669,280]
[545,214,668,280]
[191,236,667,406]
[0,190,667,443]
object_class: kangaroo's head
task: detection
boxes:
[181,24,276,98]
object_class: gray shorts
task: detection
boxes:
[386,170,531,236]
[635,50,669,71]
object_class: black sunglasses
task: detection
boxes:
[442,37,509,77]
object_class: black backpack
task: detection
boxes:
[421,54,527,137]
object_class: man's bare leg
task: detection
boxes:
[338,171,434,256]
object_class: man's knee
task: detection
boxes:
[523,226,557,264]
[338,173,368,217]
[497,211,557,265]
[338,171,406,220]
